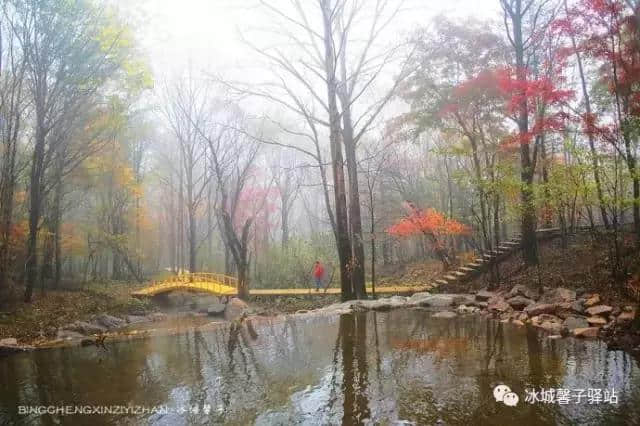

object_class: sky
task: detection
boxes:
[123,0,502,81]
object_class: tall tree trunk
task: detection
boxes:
[564,0,610,229]
[321,0,354,301]
[512,0,539,266]
[25,119,46,302]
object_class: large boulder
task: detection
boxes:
[92,314,126,330]
[507,296,534,310]
[509,284,537,300]
[585,305,613,317]
[418,295,454,308]
[432,311,457,319]
[524,303,557,317]
[225,297,250,321]
[563,316,589,331]
[408,292,431,304]
[207,303,227,316]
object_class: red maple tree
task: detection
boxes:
[387,202,469,269]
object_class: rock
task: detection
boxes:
[63,321,106,335]
[585,305,613,317]
[488,297,511,313]
[507,296,534,310]
[572,327,600,338]
[509,284,537,300]
[587,316,607,326]
[296,310,309,314]
[457,305,479,314]
[547,335,562,340]
[540,287,576,304]
[564,316,589,331]
[584,294,601,307]
[569,300,585,314]
[0,338,17,346]
[126,315,147,324]
[452,294,475,305]
[524,303,557,317]
[207,303,227,316]
[538,321,563,334]
[617,309,637,323]
[512,320,525,326]
[575,287,587,296]
[0,338,33,355]
[468,300,488,309]
[611,306,621,317]
[148,312,167,322]
[475,290,495,301]
[432,311,457,319]
[93,314,126,330]
[408,292,431,303]
[418,295,454,307]
[225,297,250,321]
[56,329,86,340]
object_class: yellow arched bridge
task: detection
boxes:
[131,273,238,298]
[131,272,429,298]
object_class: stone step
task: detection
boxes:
[483,254,493,259]
[498,245,512,251]
[459,266,476,272]
[467,263,483,268]
[502,241,520,246]
[452,271,466,277]
[443,275,458,281]
[435,279,448,286]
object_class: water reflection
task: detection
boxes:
[1,310,639,425]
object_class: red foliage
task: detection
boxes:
[387,206,470,238]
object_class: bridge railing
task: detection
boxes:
[145,273,238,290]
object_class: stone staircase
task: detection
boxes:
[428,227,562,289]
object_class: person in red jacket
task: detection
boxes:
[312,261,325,291]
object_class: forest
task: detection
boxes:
[0,0,639,307]
[2,0,640,424]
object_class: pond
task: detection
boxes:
[1,309,639,425]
